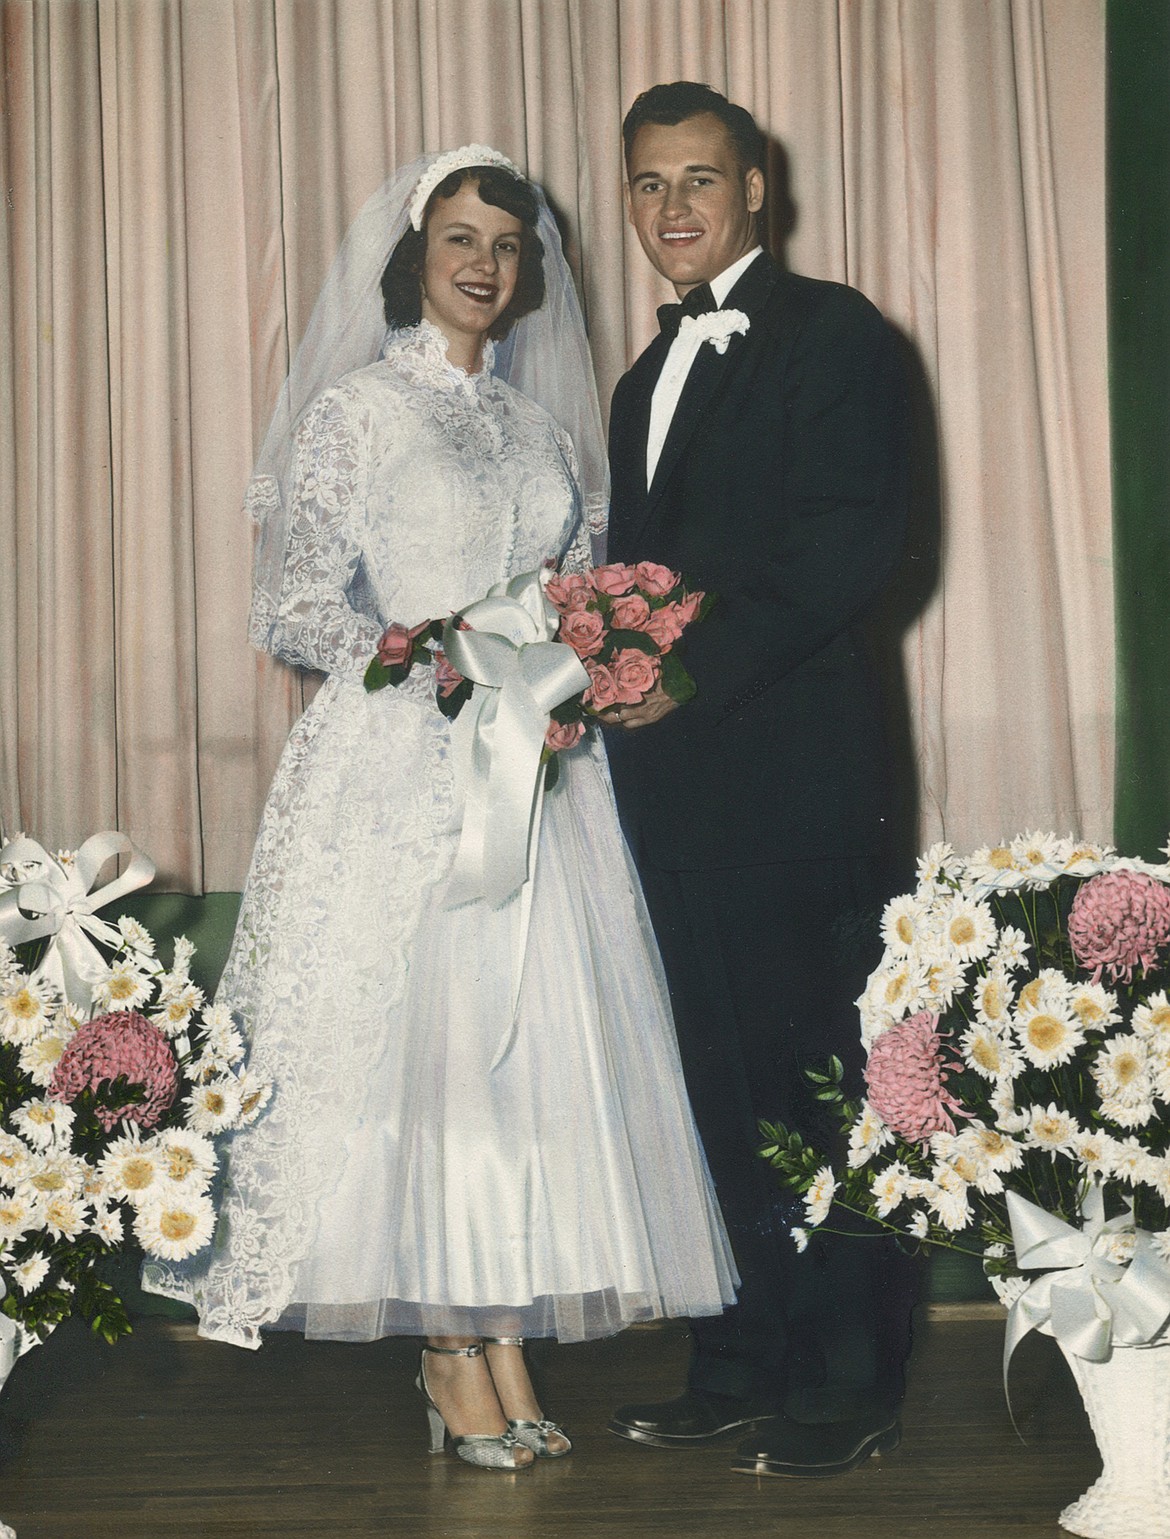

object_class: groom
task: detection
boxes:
[604,82,913,1478]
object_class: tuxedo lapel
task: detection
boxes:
[644,255,782,522]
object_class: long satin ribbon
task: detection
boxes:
[441,571,588,1067]
[0,1275,36,1398]
[0,833,155,1009]
[1003,1185,1170,1395]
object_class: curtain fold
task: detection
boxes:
[0,0,1110,888]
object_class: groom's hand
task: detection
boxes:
[609,682,680,730]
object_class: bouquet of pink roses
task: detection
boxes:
[364,563,712,778]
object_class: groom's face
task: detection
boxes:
[624,112,764,297]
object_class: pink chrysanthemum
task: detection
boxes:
[1068,871,1170,984]
[49,1010,179,1131]
[864,1010,968,1145]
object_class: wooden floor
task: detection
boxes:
[0,1306,1097,1538]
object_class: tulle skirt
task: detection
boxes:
[146,674,736,1345]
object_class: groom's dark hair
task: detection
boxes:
[622,82,765,178]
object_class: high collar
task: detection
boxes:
[381,318,497,393]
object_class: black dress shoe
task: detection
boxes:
[731,1411,901,1477]
[608,1389,780,1447]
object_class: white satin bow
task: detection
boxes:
[0,833,155,1009]
[440,571,588,1068]
[1004,1184,1170,1379]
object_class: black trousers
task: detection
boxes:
[636,855,917,1419]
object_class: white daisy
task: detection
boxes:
[91,1204,125,1245]
[869,1161,911,1217]
[100,1133,163,1205]
[1015,980,1083,1069]
[1010,831,1065,883]
[973,968,1015,1028]
[1134,992,1170,1040]
[93,961,154,1012]
[18,1149,86,1201]
[1107,1137,1157,1187]
[924,1167,971,1232]
[922,957,968,1011]
[804,1165,837,1226]
[42,1194,88,1239]
[1094,1036,1154,1121]
[993,926,1030,972]
[234,1070,272,1127]
[18,1021,76,1087]
[916,842,956,890]
[117,916,156,955]
[11,1098,76,1150]
[1095,1230,1137,1267]
[986,1269,1032,1309]
[1025,1103,1078,1153]
[791,1226,810,1253]
[1152,1230,1170,1263]
[0,1132,32,1187]
[936,894,996,964]
[154,1129,216,1193]
[0,976,59,1045]
[10,1251,50,1294]
[1072,1130,1116,1176]
[1062,841,1111,875]
[990,1080,1030,1134]
[133,1192,215,1261]
[150,982,204,1039]
[880,894,931,957]
[961,1022,1021,1082]
[202,1016,245,1070]
[185,1077,243,1134]
[847,1104,892,1168]
[0,1193,39,1244]
[171,936,196,971]
[965,842,1022,890]
[906,1210,930,1240]
[1069,983,1121,1034]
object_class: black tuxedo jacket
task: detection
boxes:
[605,253,909,871]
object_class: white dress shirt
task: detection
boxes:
[645,246,763,487]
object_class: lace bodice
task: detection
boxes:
[267,321,591,676]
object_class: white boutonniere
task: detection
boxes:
[679,309,750,355]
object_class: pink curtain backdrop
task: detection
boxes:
[0,0,1109,890]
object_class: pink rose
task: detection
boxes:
[433,650,465,698]
[644,604,685,651]
[675,590,704,626]
[545,718,586,752]
[546,571,592,611]
[610,593,651,631]
[560,609,605,658]
[610,647,661,705]
[376,618,429,668]
[634,561,680,597]
[582,660,619,711]
[563,585,593,612]
[589,563,637,596]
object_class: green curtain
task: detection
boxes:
[1109,0,1170,860]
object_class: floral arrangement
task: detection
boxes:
[0,842,268,1347]
[364,562,712,784]
[762,834,1170,1350]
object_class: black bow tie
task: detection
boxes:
[657,283,717,340]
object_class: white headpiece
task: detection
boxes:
[409,144,522,229]
[246,149,608,655]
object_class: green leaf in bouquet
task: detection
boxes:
[542,751,561,793]
[436,678,474,721]
[363,656,393,692]
[660,651,697,704]
[600,627,660,660]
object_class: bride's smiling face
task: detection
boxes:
[420,181,523,365]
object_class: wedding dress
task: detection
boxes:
[147,319,736,1347]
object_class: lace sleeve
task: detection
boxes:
[267,388,384,676]
[556,424,608,573]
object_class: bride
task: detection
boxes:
[147,147,736,1471]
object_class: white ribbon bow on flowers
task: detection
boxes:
[440,570,588,1065]
[1003,1184,1170,1385]
[0,833,155,1009]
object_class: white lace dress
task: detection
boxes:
[149,321,736,1347]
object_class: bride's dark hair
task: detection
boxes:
[381,166,545,341]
